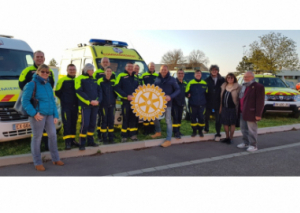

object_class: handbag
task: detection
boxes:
[13,81,38,116]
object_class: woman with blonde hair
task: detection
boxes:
[22,64,63,171]
[219,73,242,144]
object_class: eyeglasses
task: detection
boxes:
[227,77,233,79]
[41,71,50,74]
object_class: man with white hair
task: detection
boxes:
[237,71,265,152]
[75,63,102,150]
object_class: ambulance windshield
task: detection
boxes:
[96,59,148,77]
[0,49,34,79]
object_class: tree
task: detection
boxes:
[248,48,269,72]
[187,49,209,69]
[249,32,300,73]
[49,58,58,67]
[236,56,253,75]
[161,49,186,70]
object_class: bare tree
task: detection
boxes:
[161,49,186,69]
[188,49,209,69]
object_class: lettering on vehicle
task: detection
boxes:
[102,53,136,58]
[0,87,19,91]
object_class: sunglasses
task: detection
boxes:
[41,71,50,74]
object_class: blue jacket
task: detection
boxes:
[55,75,78,108]
[97,75,117,107]
[154,72,180,107]
[114,71,139,104]
[185,78,208,107]
[22,75,58,118]
[173,78,187,107]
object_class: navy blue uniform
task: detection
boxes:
[97,75,117,143]
[185,78,208,133]
[114,71,139,138]
[75,74,102,147]
[55,75,78,147]
[172,78,187,135]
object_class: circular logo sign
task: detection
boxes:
[113,47,123,54]
[131,84,167,121]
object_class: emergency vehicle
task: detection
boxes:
[58,39,148,126]
[0,35,62,142]
[237,74,300,118]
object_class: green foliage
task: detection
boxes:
[49,58,58,67]
[236,56,253,75]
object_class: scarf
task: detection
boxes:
[239,80,255,98]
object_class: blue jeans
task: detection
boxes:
[29,115,60,166]
[154,107,172,141]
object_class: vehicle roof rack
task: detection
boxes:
[0,35,14,38]
[89,39,128,48]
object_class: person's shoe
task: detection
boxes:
[71,140,80,147]
[161,140,171,148]
[121,138,127,143]
[53,160,64,166]
[175,133,181,139]
[191,131,197,137]
[221,138,230,143]
[35,165,45,171]
[108,139,115,144]
[237,143,249,149]
[130,135,138,141]
[79,146,85,151]
[151,132,161,139]
[214,134,221,142]
[65,141,71,150]
[226,139,232,145]
[199,131,204,137]
[247,146,258,152]
[179,132,184,136]
[88,142,99,147]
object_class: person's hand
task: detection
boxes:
[34,112,44,121]
[255,116,261,121]
[54,118,58,124]
[138,85,142,89]
[165,95,171,102]
[127,95,133,101]
[188,94,191,98]
[90,100,99,106]
[219,109,222,114]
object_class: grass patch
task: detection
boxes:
[0,113,298,157]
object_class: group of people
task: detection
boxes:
[20,50,265,171]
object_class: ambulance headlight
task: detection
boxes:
[265,95,268,101]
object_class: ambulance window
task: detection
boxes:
[134,61,146,76]
[26,55,34,66]
[84,58,93,66]
[71,59,82,75]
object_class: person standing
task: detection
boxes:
[97,67,117,144]
[141,62,159,135]
[237,71,265,152]
[151,65,180,148]
[22,64,63,171]
[219,73,242,144]
[19,50,55,151]
[114,62,140,142]
[172,69,187,139]
[55,64,79,150]
[93,57,114,142]
[75,63,102,150]
[185,70,208,137]
[204,65,225,141]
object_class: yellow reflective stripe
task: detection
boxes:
[108,129,114,132]
[42,133,48,137]
[64,112,67,121]
[121,129,127,133]
[80,134,86,137]
[191,123,198,127]
[87,132,94,136]
[103,108,105,116]
[97,127,101,130]
[143,123,149,126]
[63,135,76,140]
[172,124,180,127]
[178,124,181,127]
[76,94,90,106]
[100,129,107,133]
[150,122,154,125]
[198,123,205,127]
[129,128,138,131]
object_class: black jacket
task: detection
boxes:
[114,71,139,104]
[185,78,208,107]
[98,75,117,107]
[154,72,180,107]
[173,78,187,107]
[55,75,78,108]
[205,74,225,110]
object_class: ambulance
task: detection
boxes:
[237,74,300,118]
[0,35,62,142]
[58,39,149,125]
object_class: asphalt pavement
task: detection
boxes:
[0,130,299,176]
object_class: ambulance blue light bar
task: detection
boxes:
[89,39,128,47]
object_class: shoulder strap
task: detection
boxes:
[32,81,37,99]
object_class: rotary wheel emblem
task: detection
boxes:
[131,84,167,121]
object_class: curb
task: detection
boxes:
[1,124,300,167]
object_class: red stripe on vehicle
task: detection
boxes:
[1,95,14,102]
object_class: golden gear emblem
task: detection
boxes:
[131,84,167,121]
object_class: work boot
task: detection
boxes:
[103,133,109,144]
[88,142,99,147]
[199,130,204,137]
[191,130,197,137]
[130,135,138,141]
[161,140,171,148]
[108,138,115,144]
[79,139,86,151]
[179,131,184,136]
[175,132,181,139]
[151,132,161,139]
[65,139,71,150]
[71,140,80,147]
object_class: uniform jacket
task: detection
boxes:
[220,82,242,115]
[22,75,58,118]
[141,71,159,85]
[173,78,187,107]
[97,75,117,107]
[19,63,55,90]
[205,74,225,110]
[241,82,265,122]
[114,71,139,104]
[93,68,116,80]
[185,78,208,107]
[55,75,78,108]
[154,72,180,107]
[75,74,102,108]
